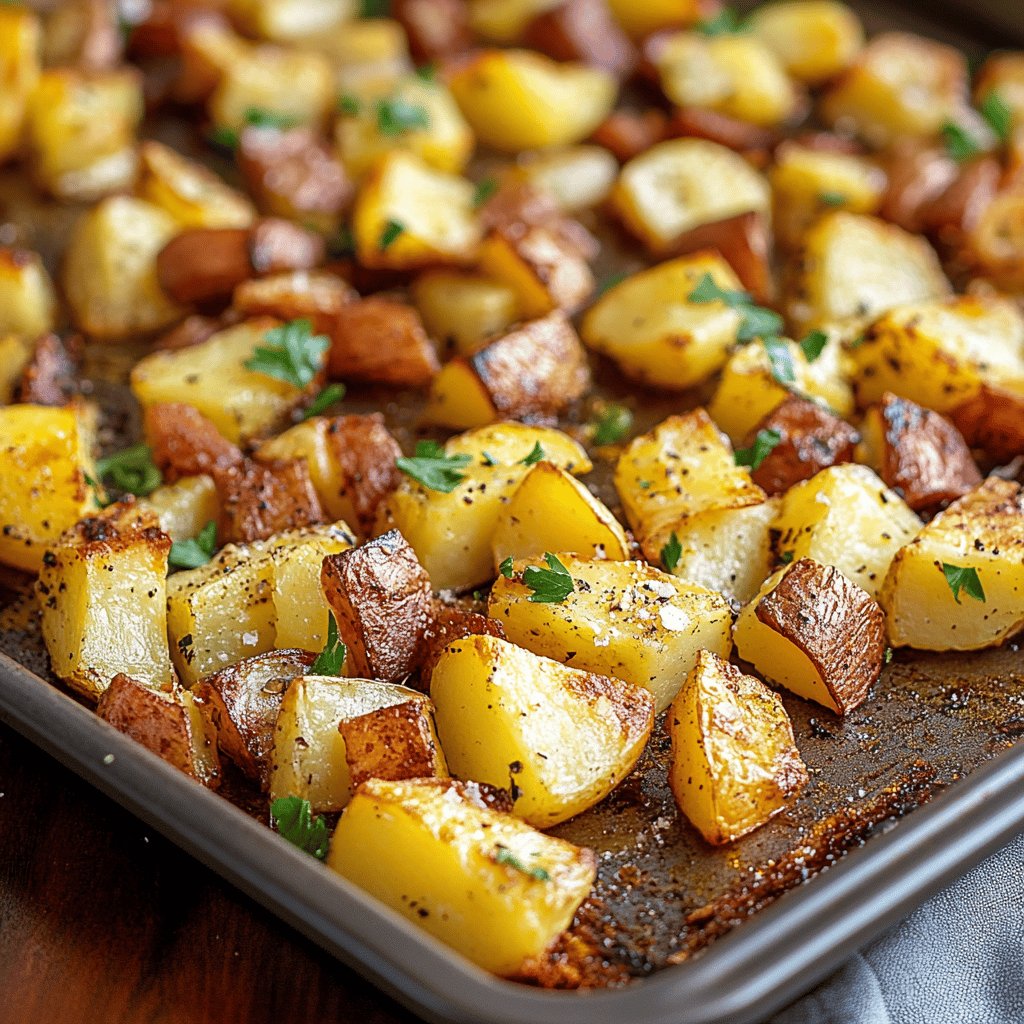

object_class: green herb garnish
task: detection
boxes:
[360,0,390,14]
[763,337,797,387]
[245,319,330,389]
[695,7,746,35]
[520,442,545,466]
[208,125,239,150]
[378,219,405,250]
[169,521,217,571]
[310,612,347,675]
[981,92,1013,143]
[499,555,514,579]
[376,96,430,136]
[734,428,782,471]
[941,563,986,604]
[799,329,829,363]
[661,532,682,572]
[95,444,162,497]
[494,845,550,881]
[688,273,784,344]
[244,107,301,132]
[303,383,346,420]
[941,120,984,162]
[592,404,633,446]
[884,646,894,665]
[819,191,847,207]
[415,63,437,83]
[779,550,795,565]
[523,553,574,604]
[396,440,472,493]
[337,94,361,116]
[270,796,330,860]
[472,177,498,209]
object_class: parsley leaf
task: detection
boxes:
[376,96,430,136]
[763,337,796,387]
[520,442,545,466]
[687,273,784,343]
[981,92,1013,143]
[208,125,239,150]
[499,555,514,579]
[415,62,437,83]
[303,383,346,420]
[245,319,330,389]
[661,532,682,572]
[472,177,498,209]
[941,120,984,162]
[169,521,217,571]
[941,563,986,604]
[779,550,795,565]
[696,7,746,35]
[734,428,782,471]
[337,94,361,116]
[270,796,330,860]
[494,845,550,881]
[360,0,390,14]
[245,107,300,132]
[523,553,574,604]
[884,646,894,665]
[819,191,847,207]
[378,219,405,250]
[96,444,162,497]
[397,440,472,492]
[83,472,111,509]
[311,611,347,675]
[597,271,627,297]
[592,404,633,446]
[799,329,829,363]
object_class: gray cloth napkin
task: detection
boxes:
[772,833,1024,1024]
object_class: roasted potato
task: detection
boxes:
[327,777,596,975]
[881,479,1024,651]
[949,382,1024,464]
[668,649,808,845]
[416,602,507,690]
[13,333,81,408]
[393,0,473,62]
[411,270,521,356]
[0,247,58,340]
[0,336,32,404]
[605,0,707,39]
[515,145,619,213]
[490,554,733,712]
[313,17,412,96]
[0,6,40,165]
[227,0,353,42]
[430,634,654,827]
[748,0,863,84]
[139,474,219,543]
[524,0,636,78]
[232,270,356,335]
[963,189,1024,293]
[734,558,887,715]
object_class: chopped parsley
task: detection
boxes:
[799,329,829,363]
[592,404,633,446]
[688,273,784,344]
[734,428,782,471]
[597,272,627,297]
[981,92,1013,143]
[695,7,747,35]
[337,94,361,116]
[378,219,405,250]
[940,120,984,163]
[270,796,330,860]
[208,125,240,150]
[494,845,550,881]
[520,442,545,466]
[472,177,498,209]
[661,532,682,572]
[779,550,795,565]
[303,383,346,420]
[415,63,438,83]
[523,553,574,604]
[884,646,894,665]
[244,107,301,132]
[245,319,330,389]
[819,191,847,207]
[762,337,797,388]
[310,612,347,675]
[376,96,430,136]
[95,445,162,497]
[396,440,472,493]
[499,555,514,579]
[941,563,986,605]
[360,0,390,14]
[168,521,217,571]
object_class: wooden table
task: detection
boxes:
[0,722,417,1024]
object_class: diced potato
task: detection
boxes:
[749,0,864,84]
[768,143,887,250]
[851,296,1024,413]
[131,318,305,444]
[606,0,705,39]
[820,32,967,148]
[431,634,654,827]
[0,335,31,404]
[445,423,591,472]
[140,475,219,543]
[785,212,950,335]
[352,151,481,269]
[411,270,521,356]
[37,504,174,700]
[965,190,1024,293]
[313,18,412,96]
[449,49,616,152]
[136,140,255,229]
[734,558,886,714]
[654,32,799,128]
[668,649,808,845]
[492,463,629,568]
[0,248,57,340]
[25,67,142,201]
[774,463,921,599]
[881,479,1024,651]
[974,53,1024,131]
[176,20,249,105]
[950,381,1024,464]
[269,675,426,810]
[0,7,41,164]
[0,404,97,573]
[516,145,618,212]
[490,555,732,712]
[708,335,854,444]
[421,360,500,430]
[611,139,771,254]
[327,778,596,975]
[228,0,354,41]
[467,0,561,42]
[335,76,474,179]
[581,252,742,390]
[63,196,184,341]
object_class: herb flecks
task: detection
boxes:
[472,177,498,209]
[303,383,346,420]
[311,612,347,675]
[96,445,162,497]
[520,442,545,466]
[271,796,330,860]
[941,563,986,604]
[734,428,782,471]
[592,404,633,446]
[523,553,574,604]
[494,845,550,881]
[661,532,682,572]
[376,96,430,136]
[378,219,405,251]
[799,329,828,363]
[396,440,472,493]
[687,273,784,344]
[245,319,330,389]
[169,521,217,571]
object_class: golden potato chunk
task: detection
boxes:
[749,0,863,84]
[515,145,618,213]
[431,634,654,827]
[949,382,1024,464]
[411,270,521,356]
[0,335,32,404]
[0,7,40,164]
[668,649,808,845]
[0,247,58,340]
[881,479,1024,651]
[734,558,886,715]
[140,475,219,543]
[606,0,705,40]
[228,0,353,41]
[490,554,732,713]
[327,778,596,975]
[37,503,174,700]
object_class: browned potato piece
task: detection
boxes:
[340,699,448,789]
[524,0,636,78]
[880,143,959,234]
[747,396,859,496]
[416,602,507,691]
[194,649,315,785]
[859,393,981,512]
[666,107,781,160]
[14,333,81,407]
[43,0,122,71]
[97,673,221,787]
[964,190,1024,292]
[145,401,242,482]
[218,457,326,545]
[735,559,887,715]
[949,383,1024,464]
[590,109,668,163]
[237,126,354,233]
[321,529,433,683]
[232,270,357,338]
[327,296,440,388]
[392,0,472,62]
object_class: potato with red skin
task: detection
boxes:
[232,271,356,338]
[524,0,636,79]
[415,603,507,692]
[859,393,981,512]
[666,107,781,161]
[949,384,1024,464]
[145,402,242,483]
[746,396,859,496]
[15,333,81,406]
[589,109,667,163]
[392,0,472,62]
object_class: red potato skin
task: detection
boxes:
[339,700,445,789]
[15,333,81,406]
[880,143,960,234]
[667,108,782,167]
[949,384,1024,465]
[233,271,357,338]
[524,0,637,79]
[590,109,668,163]
[414,603,507,692]
[392,0,473,62]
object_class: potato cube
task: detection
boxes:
[467,0,562,43]
[492,462,629,568]
[449,49,616,152]
[326,777,596,975]
[611,139,771,254]
[964,190,1024,293]
[775,463,921,598]
[445,423,591,472]
[606,0,705,39]
[430,634,654,827]
[0,247,57,339]
[37,504,174,700]
[228,0,354,41]
[734,558,886,714]
[749,0,863,84]
[140,475,219,543]
[668,649,808,845]
[269,675,426,810]
[881,479,1024,651]
[411,270,521,356]
[353,151,481,269]
[516,145,618,212]
[581,252,742,390]
[0,7,40,164]
[490,554,732,712]
[949,382,1024,465]
[314,18,412,96]
[974,52,1024,131]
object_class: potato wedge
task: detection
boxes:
[668,649,808,845]
[0,248,57,340]
[606,0,706,40]
[881,479,1024,651]
[734,558,886,715]
[748,0,863,84]
[431,634,654,828]
[490,554,732,713]
[140,474,219,543]
[411,270,521,356]
[416,602,507,690]
[327,777,596,975]
[13,333,81,407]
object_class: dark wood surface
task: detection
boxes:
[0,721,418,1024]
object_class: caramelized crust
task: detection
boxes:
[949,384,1024,464]
[340,700,446,789]
[217,457,326,545]
[670,211,775,303]
[590,109,668,163]
[391,0,473,62]
[15,333,81,406]
[415,602,507,691]
[525,0,637,78]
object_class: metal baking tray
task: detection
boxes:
[1,0,1023,1020]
